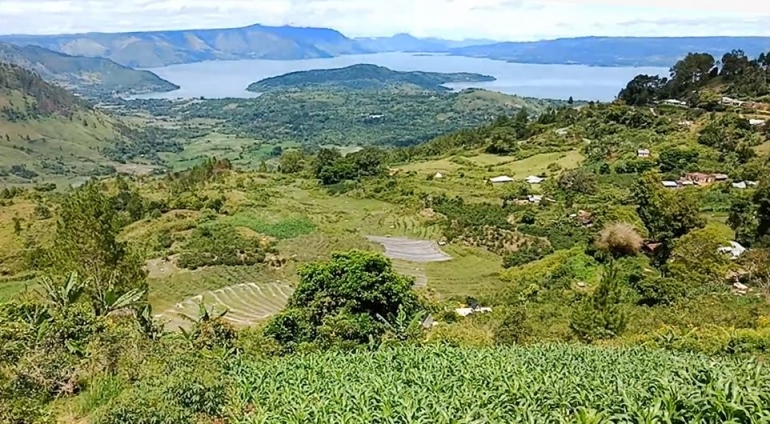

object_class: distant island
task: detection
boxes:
[0,42,178,96]
[246,64,495,92]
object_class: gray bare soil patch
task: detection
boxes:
[367,236,452,263]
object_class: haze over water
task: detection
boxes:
[133,52,668,101]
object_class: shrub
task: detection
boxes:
[494,307,530,345]
[595,223,643,257]
[502,239,553,268]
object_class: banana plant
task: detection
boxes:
[39,271,83,309]
[180,299,229,325]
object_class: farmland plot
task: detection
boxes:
[156,281,294,330]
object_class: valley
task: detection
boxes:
[2,15,770,423]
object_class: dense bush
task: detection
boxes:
[265,251,420,351]
[178,224,271,269]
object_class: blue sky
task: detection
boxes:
[1,0,769,39]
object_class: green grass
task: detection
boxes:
[224,213,317,240]
[754,141,770,155]
[424,243,504,298]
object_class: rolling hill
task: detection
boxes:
[246,64,495,92]
[0,63,154,184]
[0,24,368,68]
[0,42,178,96]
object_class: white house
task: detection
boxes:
[526,175,545,184]
[528,195,543,204]
[637,149,651,158]
[721,96,745,106]
[662,181,679,188]
[489,176,514,184]
[434,172,444,179]
[660,99,687,107]
[455,307,493,317]
[732,181,748,189]
[749,119,766,126]
[718,241,747,260]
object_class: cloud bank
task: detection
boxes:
[1,0,769,40]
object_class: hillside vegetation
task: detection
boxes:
[2,47,770,423]
[0,64,181,184]
[0,42,178,96]
[247,64,495,92]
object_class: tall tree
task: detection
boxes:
[669,53,716,93]
[48,182,147,305]
[632,171,705,242]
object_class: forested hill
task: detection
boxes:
[0,63,84,116]
[618,49,770,107]
[0,42,178,96]
[247,64,495,92]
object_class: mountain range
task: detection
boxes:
[0,42,178,96]
[3,24,770,71]
[0,24,367,68]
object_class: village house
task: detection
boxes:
[732,181,748,189]
[526,175,545,184]
[660,99,687,107]
[749,119,766,126]
[721,96,745,107]
[489,176,514,184]
[637,149,650,158]
[528,194,543,204]
[662,180,679,188]
[433,172,444,179]
[718,241,747,260]
[683,172,716,186]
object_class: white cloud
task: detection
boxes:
[0,0,769,40]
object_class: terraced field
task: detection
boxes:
[156,281,294,331]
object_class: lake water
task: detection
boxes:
[133,52,668,102]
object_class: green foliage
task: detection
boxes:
[178,223,270,269]
[667,224,734,285]
[278,149,307,174]
[502,239,553,268]
[226,345,770,422]
[570,263,628,342]
[494,307,530,345]
[633,171,705,243]
[225,213,316,240]
[265,250,419,350]
[314,146,386,185]
[46,182,147,304]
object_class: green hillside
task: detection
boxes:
[0,42,178,96]
[247,64,495,92]
[0,63,174,184]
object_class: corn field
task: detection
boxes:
[227,345,770,424]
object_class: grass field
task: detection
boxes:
[755,141,770,155]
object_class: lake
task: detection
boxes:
[133,52,668,101]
